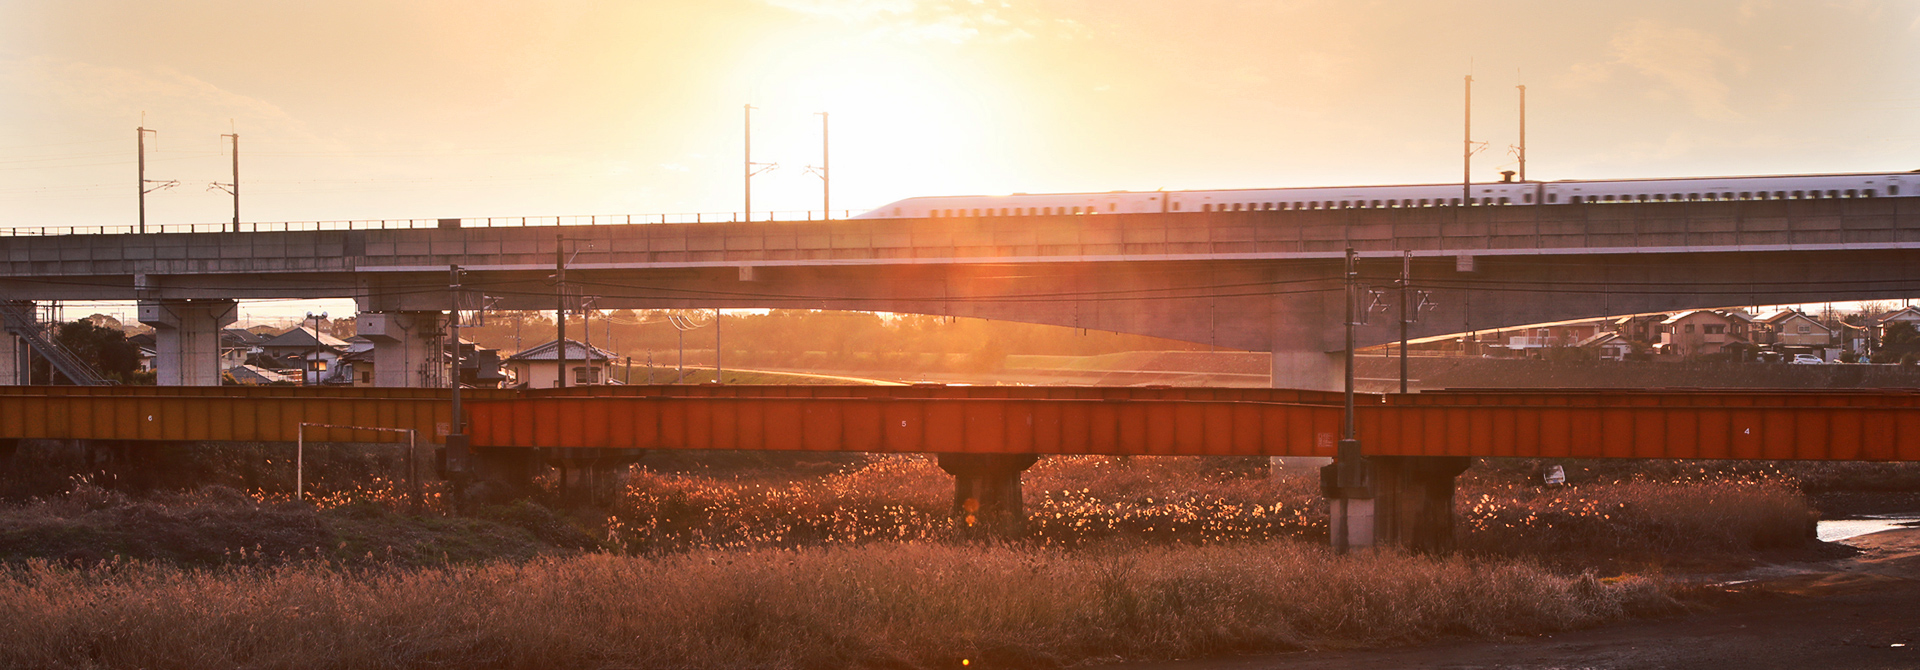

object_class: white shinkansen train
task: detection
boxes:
[850,171,1919,220]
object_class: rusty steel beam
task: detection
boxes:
[2,385,1919,461]
[0,393,448,444]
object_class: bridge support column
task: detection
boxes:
[358,311,446,388]
[138,299,237,386]
[937,453,1038,537]
[1368,456,1472,553]
[0,331,23,385]
[466,446,539,505]
[1269,285,1340,475]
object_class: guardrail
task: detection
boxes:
[0,209,870,237]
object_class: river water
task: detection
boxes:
[1817,516,1920,543]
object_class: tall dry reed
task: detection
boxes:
[0,542,1677,670]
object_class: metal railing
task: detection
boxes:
[0,209,870,237]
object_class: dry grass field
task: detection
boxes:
[0,455,1853,669]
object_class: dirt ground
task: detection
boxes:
[1110,528,1920,670]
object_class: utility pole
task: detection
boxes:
[1329,247,1367,555]
[744,104,753,222]
[583,297,594,384]
[820,111,829,218]
[555,233,567,388]
[1516,84,1526,182]
[214,131,240,232]
[136,126,176,234]
[714,308,723,384]
[744,104,778,222]
[1399,251,1411,394]
[448,265,463,481]
[1462,75,1473,208]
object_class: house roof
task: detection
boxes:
[1573,331,1623,348]
[228,364,299,385]
[259,326,349,350]
[1759,310,1832,331]
[504,338,616,362]
[221,328,265,346]
[1661,310,1735,325]
[1874,306,1920,323]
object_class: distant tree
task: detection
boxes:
[1886,322,1920,348]
[29,320,143,384]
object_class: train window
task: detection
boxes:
[1570,196,1583,204]
[1775,191,1786,199]
[1340,200,1351,208]
[1450,198,1462,206]
[1792,191,1803,199]
[1865,189,1876,197]
[1109,203,1117,212]
[1547,194,1558,203]
[1499,197,1511,205]
[1846,189,1857,198]
[1891,186,1900,195]
[1828,190,1839,198]
[1172,202,1181,211]
[1203,204,1213,212]
[1370,200,1381,208]
[1419,198,1430,206]
[1522,194,1532,204]
[1603,195,1615,202]
[1233,203,1243,211]
[1740,192,1751,199]
[1074,206,1083,214]
[1684,193,1696,200]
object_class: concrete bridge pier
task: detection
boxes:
[1369,456,1472,553]
[937,453,1038,537]
[137,299,236,386]
[357,311,446,388]
[1269,281,1469,553]
[0,332,24,385]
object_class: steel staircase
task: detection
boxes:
[0,302,115,385]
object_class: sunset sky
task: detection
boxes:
[5,0,1918,230]
[3,1,1919,321]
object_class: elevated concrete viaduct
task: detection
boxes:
[5,197,1919,548]
[5,198,1917,389]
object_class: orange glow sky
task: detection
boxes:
[3,1,1919,229]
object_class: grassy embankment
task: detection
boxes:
[0,456,1841,669]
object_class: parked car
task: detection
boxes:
[1790,354,1824,364]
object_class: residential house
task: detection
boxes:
[1657,310,1750,357]
[1613,314,1668,344]
[1757,309,1835,348]
[504,339,616,389]
[220,328,265,370]
[1573,331,1633,361]
[1503,320,1611,356]
[257,326,349,385]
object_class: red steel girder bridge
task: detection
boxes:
[1,384,1917,462]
